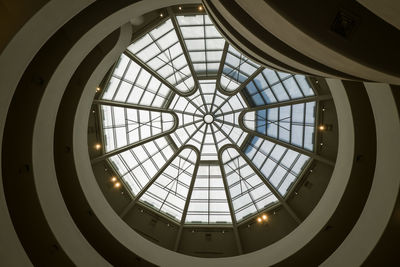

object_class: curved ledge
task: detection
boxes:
[322,83,400,266]
[204,0,400,84]
[203,0,361,81]
[0,1,94,265]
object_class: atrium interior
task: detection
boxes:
[0,1,399,266]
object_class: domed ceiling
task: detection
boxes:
[95,13,317,226]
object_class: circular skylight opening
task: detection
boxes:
[203,114,214,124]
[95,12,319,226]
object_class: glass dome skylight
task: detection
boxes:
[96,13,318,225]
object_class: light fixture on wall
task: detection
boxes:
[257,213,269,224]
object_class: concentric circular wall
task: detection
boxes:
[1,1,399,266]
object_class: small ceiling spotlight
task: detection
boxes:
[96,87,101,92]
[322,107,326,112]
[111,176,117,182]
[198,5,204,11]
[262,214,268,221]
[114,182,121,188]
[257,217,262,223]
[95,143,101,150]
[160,13,164,18]
[318,125,326,131]
[178,6,182,10]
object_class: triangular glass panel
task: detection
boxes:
[127,19,195,93]
[100,105,175,153]
[108,137,174,196]
[101,54,172,107]
[244,136,310,196]
[139,147,198,222]
[213,93,248,147]
[221,147,278,222]
[220,45,259,92]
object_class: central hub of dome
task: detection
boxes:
[203,114,214,124]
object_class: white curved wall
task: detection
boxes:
[31,23,134,267]
[322,83,400,266]
[0,1,94,266]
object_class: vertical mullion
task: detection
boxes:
[169,9,200,92]
[218,150,243,254]
[174,151,201,251]
[302,103,306,148]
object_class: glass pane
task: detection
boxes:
[222,148,277,221]
[127,19,195,93]
[220,45,259,92]
[244,69,315,106]
[140,148,198,221]
[186,164,231,224]
[100,105,175,153]
[243,137,310,196]
[178,15,225,77]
